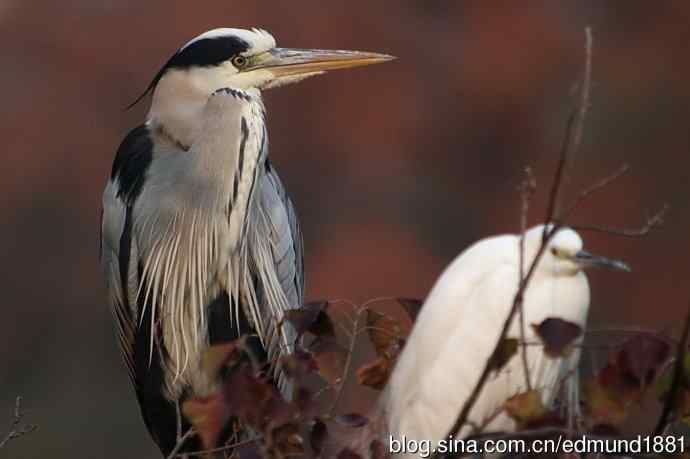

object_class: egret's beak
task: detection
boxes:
[244,48,395,78]
[574,250,631,272]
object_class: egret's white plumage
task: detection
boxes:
[385,225,628,452]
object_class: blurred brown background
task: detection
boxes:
[1,1,689,457]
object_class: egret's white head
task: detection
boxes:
[132,28,393,147]
[524,225,630,276]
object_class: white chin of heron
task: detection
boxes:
[263,71,325,89]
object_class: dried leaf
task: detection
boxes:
[598,361,643,404]
[334,413,369,428]
[182,393,231,450]
[284,301,334,339]
[337,448,363,459]
[366,310,407,358]
[356,357,393,391]
[584,378,627,426]
[504,390,546,425]
[311,339,348,385]
[222,364,295,431]
[531,318,583,358]
[616,333,671,386]
[310,419,328,456]
[202,341,242,378]
[396,297,424,323]
[267,422,304,457]
[489,338,519,373]
[281,349,318,379]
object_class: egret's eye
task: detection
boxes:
[231,55,248,68]
[550,247,560,257]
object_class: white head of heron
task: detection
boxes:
[524,225,630,277]
[136,28,394,147]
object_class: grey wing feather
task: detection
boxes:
[246,164,304,397]
[101,179,138,383]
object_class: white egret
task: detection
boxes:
[384,224,629,454]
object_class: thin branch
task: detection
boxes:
[0,397,38,449]
[654,306,690,434]
[329,305,366,415]
[166,428,195,459]
[559,163,630,221]
[544,26,593,226]
[571,204,668,238]
[518,167,536,391]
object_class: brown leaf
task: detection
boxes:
[396,297,424,323]
[280,349,318,379]
[334,413,369,428]
[266,422,304,457]
[598,361,643,404]
[182,393,231,450]
[356,357,393,391]
[531,318,583,358]
[504,390,547,425]
[337,448,363,459]
[202,341,242,378]
[222,364,295,431]
[584,378,627,426]
[616,333,671,386]
[310,419,328,456]
[366,310,407,358]
[489,338,519,373]
[284,301,334,339]
[311,338,348,385]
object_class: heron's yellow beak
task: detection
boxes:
[244,48,395,78]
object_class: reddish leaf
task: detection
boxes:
[310,419,328,456]
[285,301,334,339]
[266,422,304,457]
[584,378,627,426]
[504,390,547,425]
[281,349,318,379]
[598,361,643,404]
[366,310,407,358]
[396,297,424,323]
[222,364,295,431]
[489,338,519,373]
[337,448,363,459]
[311,339,348,385]
[531,318,583,358]
[334,413,369,428]
[182,393,231,450]
[616,333,671,386]
[356,357,393,391]
[202,341,242,378]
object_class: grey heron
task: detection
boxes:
[384,225,629,456]
[100,27,392,456]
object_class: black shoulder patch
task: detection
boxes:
[128,36,250,109]
[111,125,153,205]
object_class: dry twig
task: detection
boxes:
[0,397,37,450]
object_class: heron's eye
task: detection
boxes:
[551,247,560,257]
[232,55,248,68]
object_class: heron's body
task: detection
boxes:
[100,28,391,456]
[385,225,628,454]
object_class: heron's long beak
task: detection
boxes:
[574,250,631,272]
[245,48,395,77]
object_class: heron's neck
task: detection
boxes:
[147,71,216,149]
